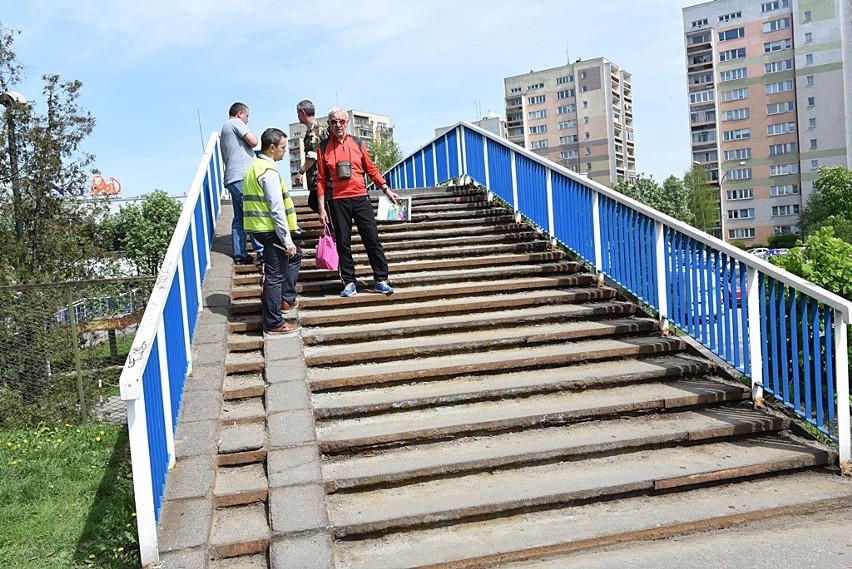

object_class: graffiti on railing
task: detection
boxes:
[125,340,148,369]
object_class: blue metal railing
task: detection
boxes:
[386,121,852,461]
[119,132,223,566]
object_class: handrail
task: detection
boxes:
[119,132,223,566]
[385,121,852,466]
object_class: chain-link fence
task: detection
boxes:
[0,277,155,429]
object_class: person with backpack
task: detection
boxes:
[316,106,399,298]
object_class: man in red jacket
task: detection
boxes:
[317,107,400,298]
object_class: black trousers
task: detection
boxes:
[328,195,388,285]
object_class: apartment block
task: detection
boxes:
[683,0,851,244]
[287,109,393,187]
[503,58,636,187]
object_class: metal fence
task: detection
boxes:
[385,121,852,463]
[0,278,154,429]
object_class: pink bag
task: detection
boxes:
[315,222,339,270]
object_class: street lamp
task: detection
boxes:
[1,90,27,241]
[693,159,746,242]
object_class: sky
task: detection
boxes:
[2,0,704,198]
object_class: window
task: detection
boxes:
[808,117,817,128]
[582,101,589,109]
[509,88,521,95]
[692,130,717,143]
[690,89,715,104]
[809,139,817,149]
[691,18,708,28]
[805,32,812,43]
[558,120,577,130]
[723,108,749,121]
[507,97,522,106]
[774,225,799,235]
[728,208,755,219]
[770,184,798,196]
[804,10,811,21]
[806,75,815,86]
[720,47,746,61]
[763,17,791,31]
[770,163,798,175]
[725,148,751,160]
[586,162,592,172]
[719,12,742,22]
[727,188,754,200]
[529,124,547,134]
[769,142,797,155]
[561,150,578,159]
[720,68,747,81]
[580,85,588,93]
[528,95,546,105]
[767,122,796,135]
[559,135,578,144]
[584,132,590,139]
[719,28,745,41]
[580,71,587,79]
[585,147,591,155]
[772,204,800,216]
[729,167,752,180]
[529,110,547,119]
[583,116,589,124]
[807,97,815,107]
[530,140,548,149]
[557,89,575,99]
[766,80,794,94]
[805,54,814,65]
[721,88,748,101]
[557,104,576,114]
[527,82,544,90]
[729,228,755,239]
[556,75,574,84]
[811,159,819,170]
[765,59,793,73]
[767,101,795,115]
[692,33,711,44]
[724,128,751,141]
[761,0,789,12]
[764,39,792,52]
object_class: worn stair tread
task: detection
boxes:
[306,317,657,367]
[303,300,635,342]
[315,378,748,450]
[331,471,852,569]
[312,355,713,418]
[326,435,832,537]
[322,406,788,491]
[307,336,685,390]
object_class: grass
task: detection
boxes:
[0,423,140,568]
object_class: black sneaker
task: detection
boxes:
[234,256,255,265]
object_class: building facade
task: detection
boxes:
[503,58,636,187]
[287,109,393,188]
[683,0,851,244]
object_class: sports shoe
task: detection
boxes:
[266,322,301,335]
[234,256,255,265]
[340,283,358,297]
[281,300,300,312]
[374,281,394,294]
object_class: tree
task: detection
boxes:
[683,165,719,234]
[612,173,694,225]
[0,23,108,285]
[104,191,181,276]
[367,138,403,173]
[798,166,852,243]
[771,226,852,300]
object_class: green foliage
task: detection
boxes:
[683,165,719,234]
[612,173,695,225]
[767,233,800,248]
[770,227,852,300]
[798,166,852,243]
[367,137,403,173]
[104,191,181,275]
[0,424,140,568]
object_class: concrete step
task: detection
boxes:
[325,435,834,539]
[227,332,263,352]
[304,317,659,367]
[312,355,714,419]
[307,335,688,391]
[302,298,636,344]
[315,378,749,452]
[331,471,851,569]
[321,405,788,491]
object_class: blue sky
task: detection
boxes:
[3,0,702,198]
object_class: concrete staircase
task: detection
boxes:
[218,185,850,568]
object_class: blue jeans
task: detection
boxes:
[227,180,263,260]
[255,232,302,330]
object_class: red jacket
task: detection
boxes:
[317,135,386,200]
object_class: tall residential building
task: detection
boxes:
[683,0,851,244]
[503,58,636,187]
[435,113,509,139]
[287,109,394,187]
